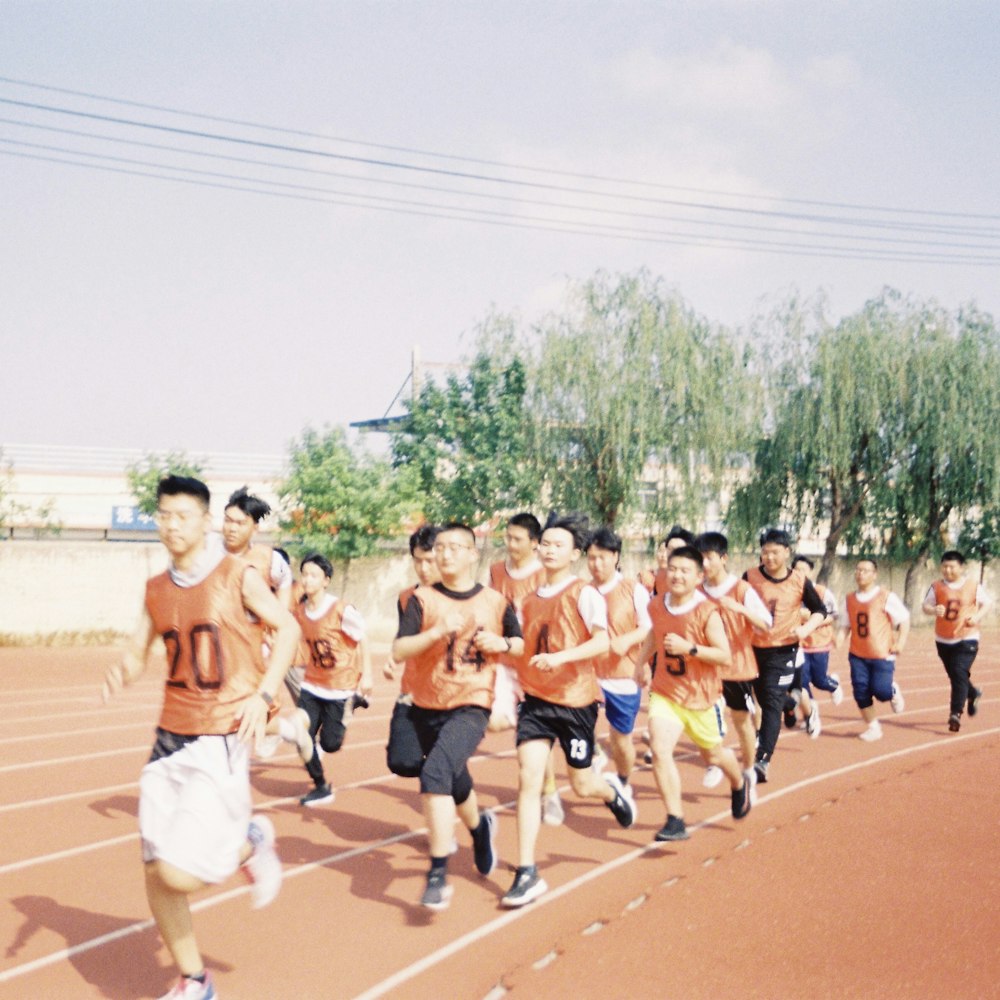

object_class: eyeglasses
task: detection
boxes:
[155,509,201,526]
[433,542,476,554]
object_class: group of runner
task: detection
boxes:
[101,476,991,1000]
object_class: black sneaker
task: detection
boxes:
[501,866,548,908]
[654,815,689,842]
[299,783,334,807]
[754,759,770,784]
[731,771,752,820]
[783,696,798,729]
[948,713,961,732]
[604,774,636,828]
[471,810,497,876]
[351,693,370,712]
[968,686,982,717]
[420,868,453,911]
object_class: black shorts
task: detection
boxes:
[722,679,755,713]
[516,694,599,769]
[410,703,489,799]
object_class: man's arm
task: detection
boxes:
[101,606,156,702]
[237,567,302,743]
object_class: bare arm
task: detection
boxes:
[101,607,156,702]
[530,627,609,671]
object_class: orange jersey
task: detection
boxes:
[146,556,264,736]
[648,594,725,710]
[652,567,668,597]
[395,585,418,696]
[699,579,759,682]
[844,590,895,659]
[745,565,809,648]
[295,599,361,692]
[801,582,835,651]
[595,577,646,681]
[931,578,980,642]
[489,560,545,614]
[520,579,602,708]
[406,586,508,711]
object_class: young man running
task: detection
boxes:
[743,529,828,783]
[392,523,523,911]
[585,526,651,795]
[695,532,772,787]
[502,513,636,909]
[293,553,372,806]
[792,555,843,713]
[101,476,301,1000]
[838,557,909,741]
[636,544,753,842]
[384,524,440,777]
[921,550,992,732]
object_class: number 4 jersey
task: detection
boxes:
[145,555,265,736]
[648,590,725,710]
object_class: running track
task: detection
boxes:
[1,632,997,999]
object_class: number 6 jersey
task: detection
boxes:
[145,555,265,736]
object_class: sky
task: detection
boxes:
[2,1,998,460]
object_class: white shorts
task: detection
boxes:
[139,734,252,885]
[491,663,523,728]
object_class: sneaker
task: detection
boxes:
[501,865,548,908]
[591,745,608,776]
[299,783,334,807]
[830,673,844,706]
[702,765,724,789]
[654,815,689,842]
[253,733,282,759]
[291,714,314,763]
[242,815,282,909]
[968,686,982,717]
[731,771,753,820]
[158,973,217,1000]
[604,774,636,828]
[541,790,564,826]
[351,692,370,712]
[747,765,758,805]
[420,868,453,911]
[890,683,905,714]
[806,703,822,739]
[859,720,883,742]
[783,696,798,729]
[753,759,769,784]
[948,713,961,732]
[471,810,497,876]
[643,749,654,765]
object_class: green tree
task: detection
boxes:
[126,451,206,515]
[281,426,421,592]
[0,449,63,539]
[527,270,760,528]
[390,332,538,526]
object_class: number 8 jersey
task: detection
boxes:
[146,555,265,735]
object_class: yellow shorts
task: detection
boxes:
[648,691,726,751]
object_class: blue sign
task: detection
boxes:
[111,505,157,531]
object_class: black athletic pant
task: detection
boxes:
[298,689,348,787]
[752,644,798,763]
[936,640,979,716]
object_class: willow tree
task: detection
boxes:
[727,291,915,579]
[876,303,1000,604]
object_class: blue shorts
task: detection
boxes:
[600,686,642,735]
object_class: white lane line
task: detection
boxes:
[0,781,140,816]
[4,703,160,728]
[2,727,996,990]
[349,725,1000,1000]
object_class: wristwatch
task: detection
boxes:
[688,644,698,656]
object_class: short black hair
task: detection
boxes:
[543,511,590,550]
[157,475,210,510]
[792,554,814,570]
[409,524,439,555]
[662,525,696,547]
[508,512,542,541]
[437,522,477,547]
[856,556,879,571]
[225,486,271,524]
[273,546,291,568]
[760,527,793,549]
[695,531,728,557]
[585,526,622,554]
[941,550,966,564]
[667,544,705,568]
[300,552,333,578]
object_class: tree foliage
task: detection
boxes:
[126,451,206,515]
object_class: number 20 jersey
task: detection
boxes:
[145,555,264,736]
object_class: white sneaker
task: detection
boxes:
[591,745,608,776]
[541,790,565,826]
[702,765,724,788]
[890,683,905,714]
[291,713,314,762]
[829,673,844,706]
[253,734,282,759]
[806,703,822,739]
[243,814,282,908]
[858,720,883,742]
[158,973,217,1000]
